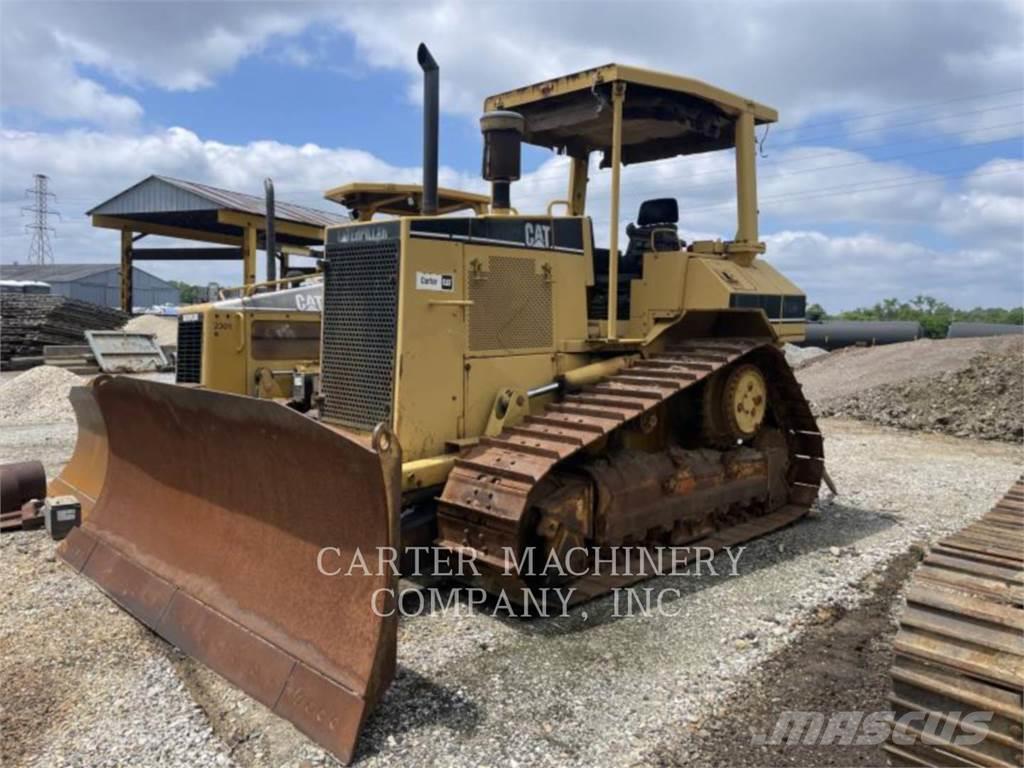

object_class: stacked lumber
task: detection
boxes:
[1,294,128,368]
[44,345,100,375]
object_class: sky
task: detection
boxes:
[1,0,1022,311]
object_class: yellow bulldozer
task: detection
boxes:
[170,182,489,404]
[56,45,822,763]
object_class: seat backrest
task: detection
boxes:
[637,198,679,227]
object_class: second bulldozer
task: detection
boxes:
[59,46,823,764]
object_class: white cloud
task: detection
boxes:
[937,158,1024,250]
[767,230,1023,310]
[4,1,1022,132]
[333,0,1024,131]
[0,1,313,124]
[2,126,1020,310]
[1,2,1020,307]
[0,126,480,287]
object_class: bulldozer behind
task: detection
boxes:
[58,45,822,763]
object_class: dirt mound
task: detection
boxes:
[0,366,84,425]
[123,314,178,346]
[816,342,1023,442]
[796,335,1020,403]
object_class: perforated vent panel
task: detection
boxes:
[175,317,202,384]
[320,239,400,430]
[469,255,552,352]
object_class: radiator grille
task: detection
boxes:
[469,255,552,351]
[175,317,203,383]
[320,239,400,430]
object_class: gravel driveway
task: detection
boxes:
[2,417,1019,767]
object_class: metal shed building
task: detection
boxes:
[87,175,346,311]
[0,264,180,309]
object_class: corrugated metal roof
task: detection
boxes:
[1,263,119,282]
[88,175,346,228]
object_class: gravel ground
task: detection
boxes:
[1,417,1019,767]
[652,549,923,767]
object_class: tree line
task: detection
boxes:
[806,296,1024,339]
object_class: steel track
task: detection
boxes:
[437,337,824,594]
[886,478,1024,767]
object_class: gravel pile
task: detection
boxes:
[783,343,828,369]
[124,314,179,346]
[0,366,83,425]
[2,417,1019,767]
[796,335,1020,404]
[814,341,1023,442]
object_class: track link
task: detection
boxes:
[437,337,824,588]
[886,478,1024,768]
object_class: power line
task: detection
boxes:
[514,137,1022,215]
[769,86,1024,136]
[518,99,1024,187]
[21,174,61,264]
[774,100,1024,146]
[512,127,1023,210]
[584,165,1021,225]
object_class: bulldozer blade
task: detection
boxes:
[48,385,108,517]
[58,376,402,765]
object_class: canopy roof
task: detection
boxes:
[89,175,345,247]
[484,64,777,165]
[323,182,490,219]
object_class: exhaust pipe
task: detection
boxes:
[417,43,439,216]
[264,178,277,286]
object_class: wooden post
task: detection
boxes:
[243,224,257,289]
[120,228,133,313]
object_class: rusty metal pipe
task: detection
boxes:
[0,461,46,514]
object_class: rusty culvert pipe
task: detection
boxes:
[1,461,47,514]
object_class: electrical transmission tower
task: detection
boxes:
[22,174,61,264]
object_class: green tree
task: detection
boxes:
[169,280,204,305]
[834,295,1022,338]
[806,303,828,322]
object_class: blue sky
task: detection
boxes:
[1,1,1022,311]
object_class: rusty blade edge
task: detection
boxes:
[59,526,371,765]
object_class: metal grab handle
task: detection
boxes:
[547,200,570,216]
[234,312,245,352]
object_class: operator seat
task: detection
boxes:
[624,198,680,272]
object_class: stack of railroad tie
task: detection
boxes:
[886,478,1023,767]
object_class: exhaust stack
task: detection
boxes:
[417,44,439,216]
[264,178,277,285]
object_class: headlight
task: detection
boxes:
[292,372,306,402]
